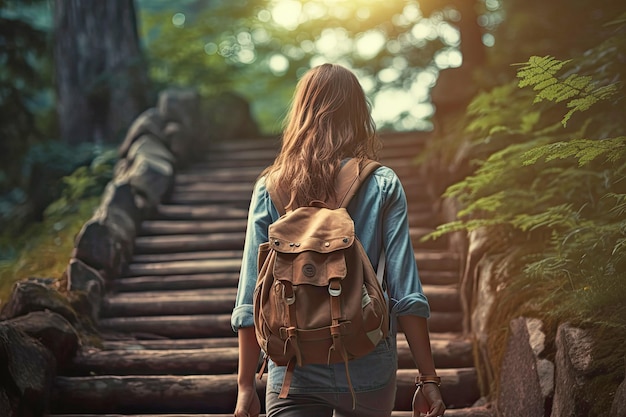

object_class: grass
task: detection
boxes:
[0,197,100,306]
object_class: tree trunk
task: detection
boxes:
[54,0,150,145]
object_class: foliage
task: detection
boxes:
[0,0,55,192]
[137,0,473,133]
[514,55,618,126]
[420,3,625,413]
[0,146,115,306]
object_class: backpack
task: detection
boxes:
[253,158,389,403]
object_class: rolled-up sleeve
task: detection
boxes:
[231,177,277,331]
[379,169,430,319]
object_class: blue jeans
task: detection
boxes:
[265,373,397,417]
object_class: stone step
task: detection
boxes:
[51,368,478,414]
[97,311,463,339]
[102,284,460,318]
[69,335,473,376]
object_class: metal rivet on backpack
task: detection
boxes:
[295,243,301,247]
[289,243,295,247]
[274,240,280,246]
[343,237,349,243]
[324,242,330,247]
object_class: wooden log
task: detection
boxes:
[395,368,479,410]
[125,258,242,277]
[397,336,474,369]
[131,250,243,263]
[83,336,472,376]
[112,273,240,292]
[50,374,249,414]
[172,182,253,194]
[101,337,238,350]
[168,191,252,205]
[51,367,478,414]
[47,411,495,417]
[97,312,460,339]
[133,233,245,254]
[97,314,234,339]
[154,204,248,220]
[414,251,461,271]
[102,290,236,317]
[68,347,238,376]
[139,219,247,236]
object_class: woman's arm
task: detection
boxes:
[398,315,446,417]
[234,327,261,417]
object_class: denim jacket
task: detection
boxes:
[231,164,430,394]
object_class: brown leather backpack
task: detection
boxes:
[253,159,389,403]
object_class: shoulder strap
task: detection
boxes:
[266,159,382,215]
[334,158,382,209]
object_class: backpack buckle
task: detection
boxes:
[328,281,342,296]
[282,283,296,305]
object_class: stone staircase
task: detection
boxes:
[50,132,490,416]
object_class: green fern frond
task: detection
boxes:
[511,204,578,232]
[605,193,626,217]
[515,55,618,126]
[522,137,626,167]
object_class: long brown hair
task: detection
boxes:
[264,63,380,209]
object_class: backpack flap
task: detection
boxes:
[268,206,355,254]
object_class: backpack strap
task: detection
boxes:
[334,158,382,209]
[266,159,382,215]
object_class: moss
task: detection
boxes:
[0,197,100,307]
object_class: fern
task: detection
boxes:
[522,137,626,166]
[514,55,619,126]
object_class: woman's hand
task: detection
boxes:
[233,384,260,417]
[412,383,445,417]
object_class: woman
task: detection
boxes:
[231,63,445,417]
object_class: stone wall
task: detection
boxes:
[0,89,230,417]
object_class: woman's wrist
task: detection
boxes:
[415,374,441,387]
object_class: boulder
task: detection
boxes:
[6,311,79,369]
[611,371,626,417]
[126,134,177,166]
[551,323,594,417]
[117,152,174,210]
[203,91,259,143]
[498,317,553,417]
[73,218,124,279]
[158,89,200,161]
[0,278,78,325]
[118,108,166,159]
[67,258,106,320]
[0,324,55,416]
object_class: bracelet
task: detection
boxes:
[415,375,441,387]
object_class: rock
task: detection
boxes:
[203,91,259,143]
[0,278,78,325]
[0,324,55,416]
[67,258,106,320]
[551,323,594,417]
[6,311,79,369]
[498,317,553,417]
[126,134,176,166]
[118,108,165,159]
[117,152,174,210]
[611,372,626,417]
[73,219,124,278]
[158,89,200,161]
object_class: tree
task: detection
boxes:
[54,0,150,145]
